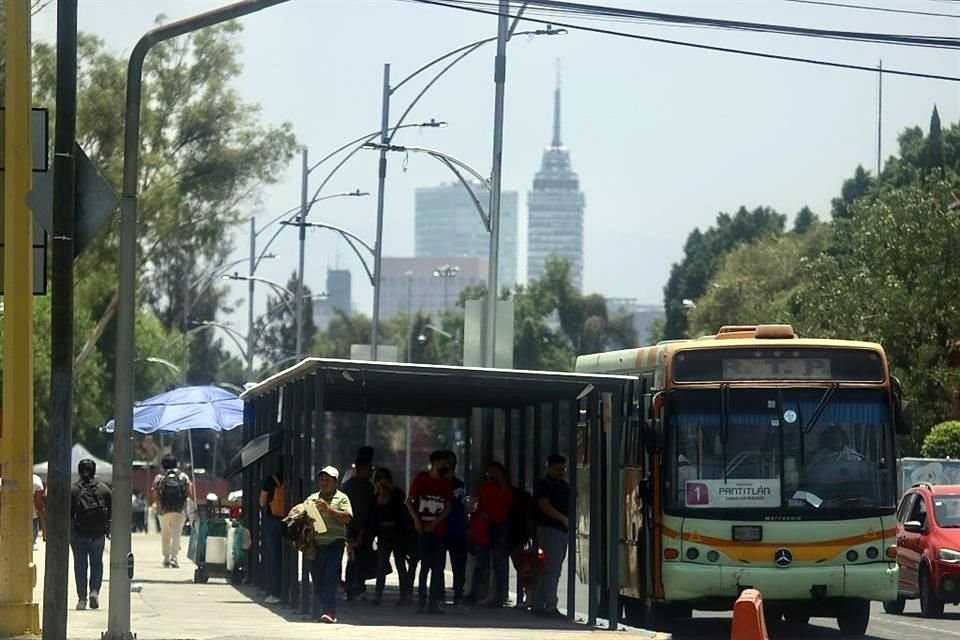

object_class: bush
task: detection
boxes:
[921,421,960,459]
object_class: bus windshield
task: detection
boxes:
[668,388,894,513]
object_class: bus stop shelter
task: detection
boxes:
[240,358,639,629]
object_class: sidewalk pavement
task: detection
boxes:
[25,532,670,640]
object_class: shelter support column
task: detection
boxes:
[311,375,326,620]
[300,376,315,615]
[280,386,295,605]
[587,391,601,626]
[566,399,578,619]
[605,391,623,630]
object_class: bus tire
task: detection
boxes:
[836,599,869,636]
[882,597,905,615]
[784,611,810,625]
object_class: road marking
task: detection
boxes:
[871,616,960,638]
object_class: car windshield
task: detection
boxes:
[669,388,893,511]
[934,496,960,527]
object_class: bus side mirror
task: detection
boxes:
[896,401,914,436]
[891,377,913,435]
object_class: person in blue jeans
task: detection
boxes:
[70,459,112,611]
[259,470,284,604]
[305,466,353,624]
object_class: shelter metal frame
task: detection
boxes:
[241,358,638,628]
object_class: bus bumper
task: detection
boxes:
[662,562,897,603]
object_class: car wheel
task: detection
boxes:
[919,567,944,618]
[836,599,870,637]
[882,597,905,615]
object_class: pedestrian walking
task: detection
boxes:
[467,461,512,608]
[132,490,148,533]
[152,454,193,568]
[259,468,285,604]
[368,467,413,605]
[406,450,454,614]
[70,459,112,611]
[444,451,468,606]
[531,454,570,618]
[33,473,47,550]
[305,466,353,624]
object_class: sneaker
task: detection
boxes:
[89,593,99,610]
[265,595,281,605]
[319,612,337,624]
[76,599,87,611]
[162,560,171,568]
[169,558,179,569]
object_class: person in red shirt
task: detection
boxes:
[467,461,513,607]
[406,450,454,614]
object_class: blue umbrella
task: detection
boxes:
[103,386,244,486]
[103,385,243,434]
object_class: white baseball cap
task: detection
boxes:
[319,465,339,480]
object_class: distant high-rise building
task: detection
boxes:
[378,256,487,320]
[527,69,585,290]
[415,182,518,288]
[312,268,352,330]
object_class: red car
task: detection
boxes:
[884,483,960,617]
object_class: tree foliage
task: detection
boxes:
[255,272,318,371]
[662,206,786,339]
[921,421,960,459]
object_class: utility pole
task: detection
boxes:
[44,1,78,638]
[405,270,413,488]
[295,148,308,360]
[371,63,391,362]
[484,0,510,368]
[877,59,883,178]
[0,0,40,634]
[247,217,256,379]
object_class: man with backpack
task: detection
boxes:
[70,459,112,611]
[152,454,194,568]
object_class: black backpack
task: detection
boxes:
[74,480,109,535]
[159,470,187,512]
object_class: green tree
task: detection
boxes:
[792,206,818,235]
[663,206,786,339]
[921,421,960,459]
[831,165,875,220]
[255,272,317,368]
[926,106,945,174]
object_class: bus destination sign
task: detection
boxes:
[673,348,885,383]
[722,358,831,381]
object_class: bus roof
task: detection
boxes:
[575,325,885,376]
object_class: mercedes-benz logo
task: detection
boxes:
[774,548,793,568]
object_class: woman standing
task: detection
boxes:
[369,467,413,605]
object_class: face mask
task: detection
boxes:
[438,467,450,476]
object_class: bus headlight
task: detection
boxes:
[938,548,960,563]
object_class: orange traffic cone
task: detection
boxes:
[730,589,770,640]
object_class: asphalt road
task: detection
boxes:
[663,600,960,639]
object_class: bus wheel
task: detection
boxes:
[836,599,870,636]
[882,597,905,615]
[784,611,810,625]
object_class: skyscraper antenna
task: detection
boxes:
[552,58,562,147]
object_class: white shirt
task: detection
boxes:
[32,474,44,519]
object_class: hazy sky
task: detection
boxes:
[34,0,960,332]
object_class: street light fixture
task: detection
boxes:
[433,264,460,312]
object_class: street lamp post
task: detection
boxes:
[369,23,563,362]
[433,264,460,313]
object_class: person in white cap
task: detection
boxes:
[305,465,353,624]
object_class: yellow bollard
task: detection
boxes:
[0,0,40,635]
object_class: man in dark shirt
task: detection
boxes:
[444,450,468,606]
[532,453,570,617]
[407,450,453,614]
[70,459,112,611]
[343,457,376,599]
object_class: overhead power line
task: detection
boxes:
[438,0,960,49]
[410,0,960,82]
[782,0,960,19]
